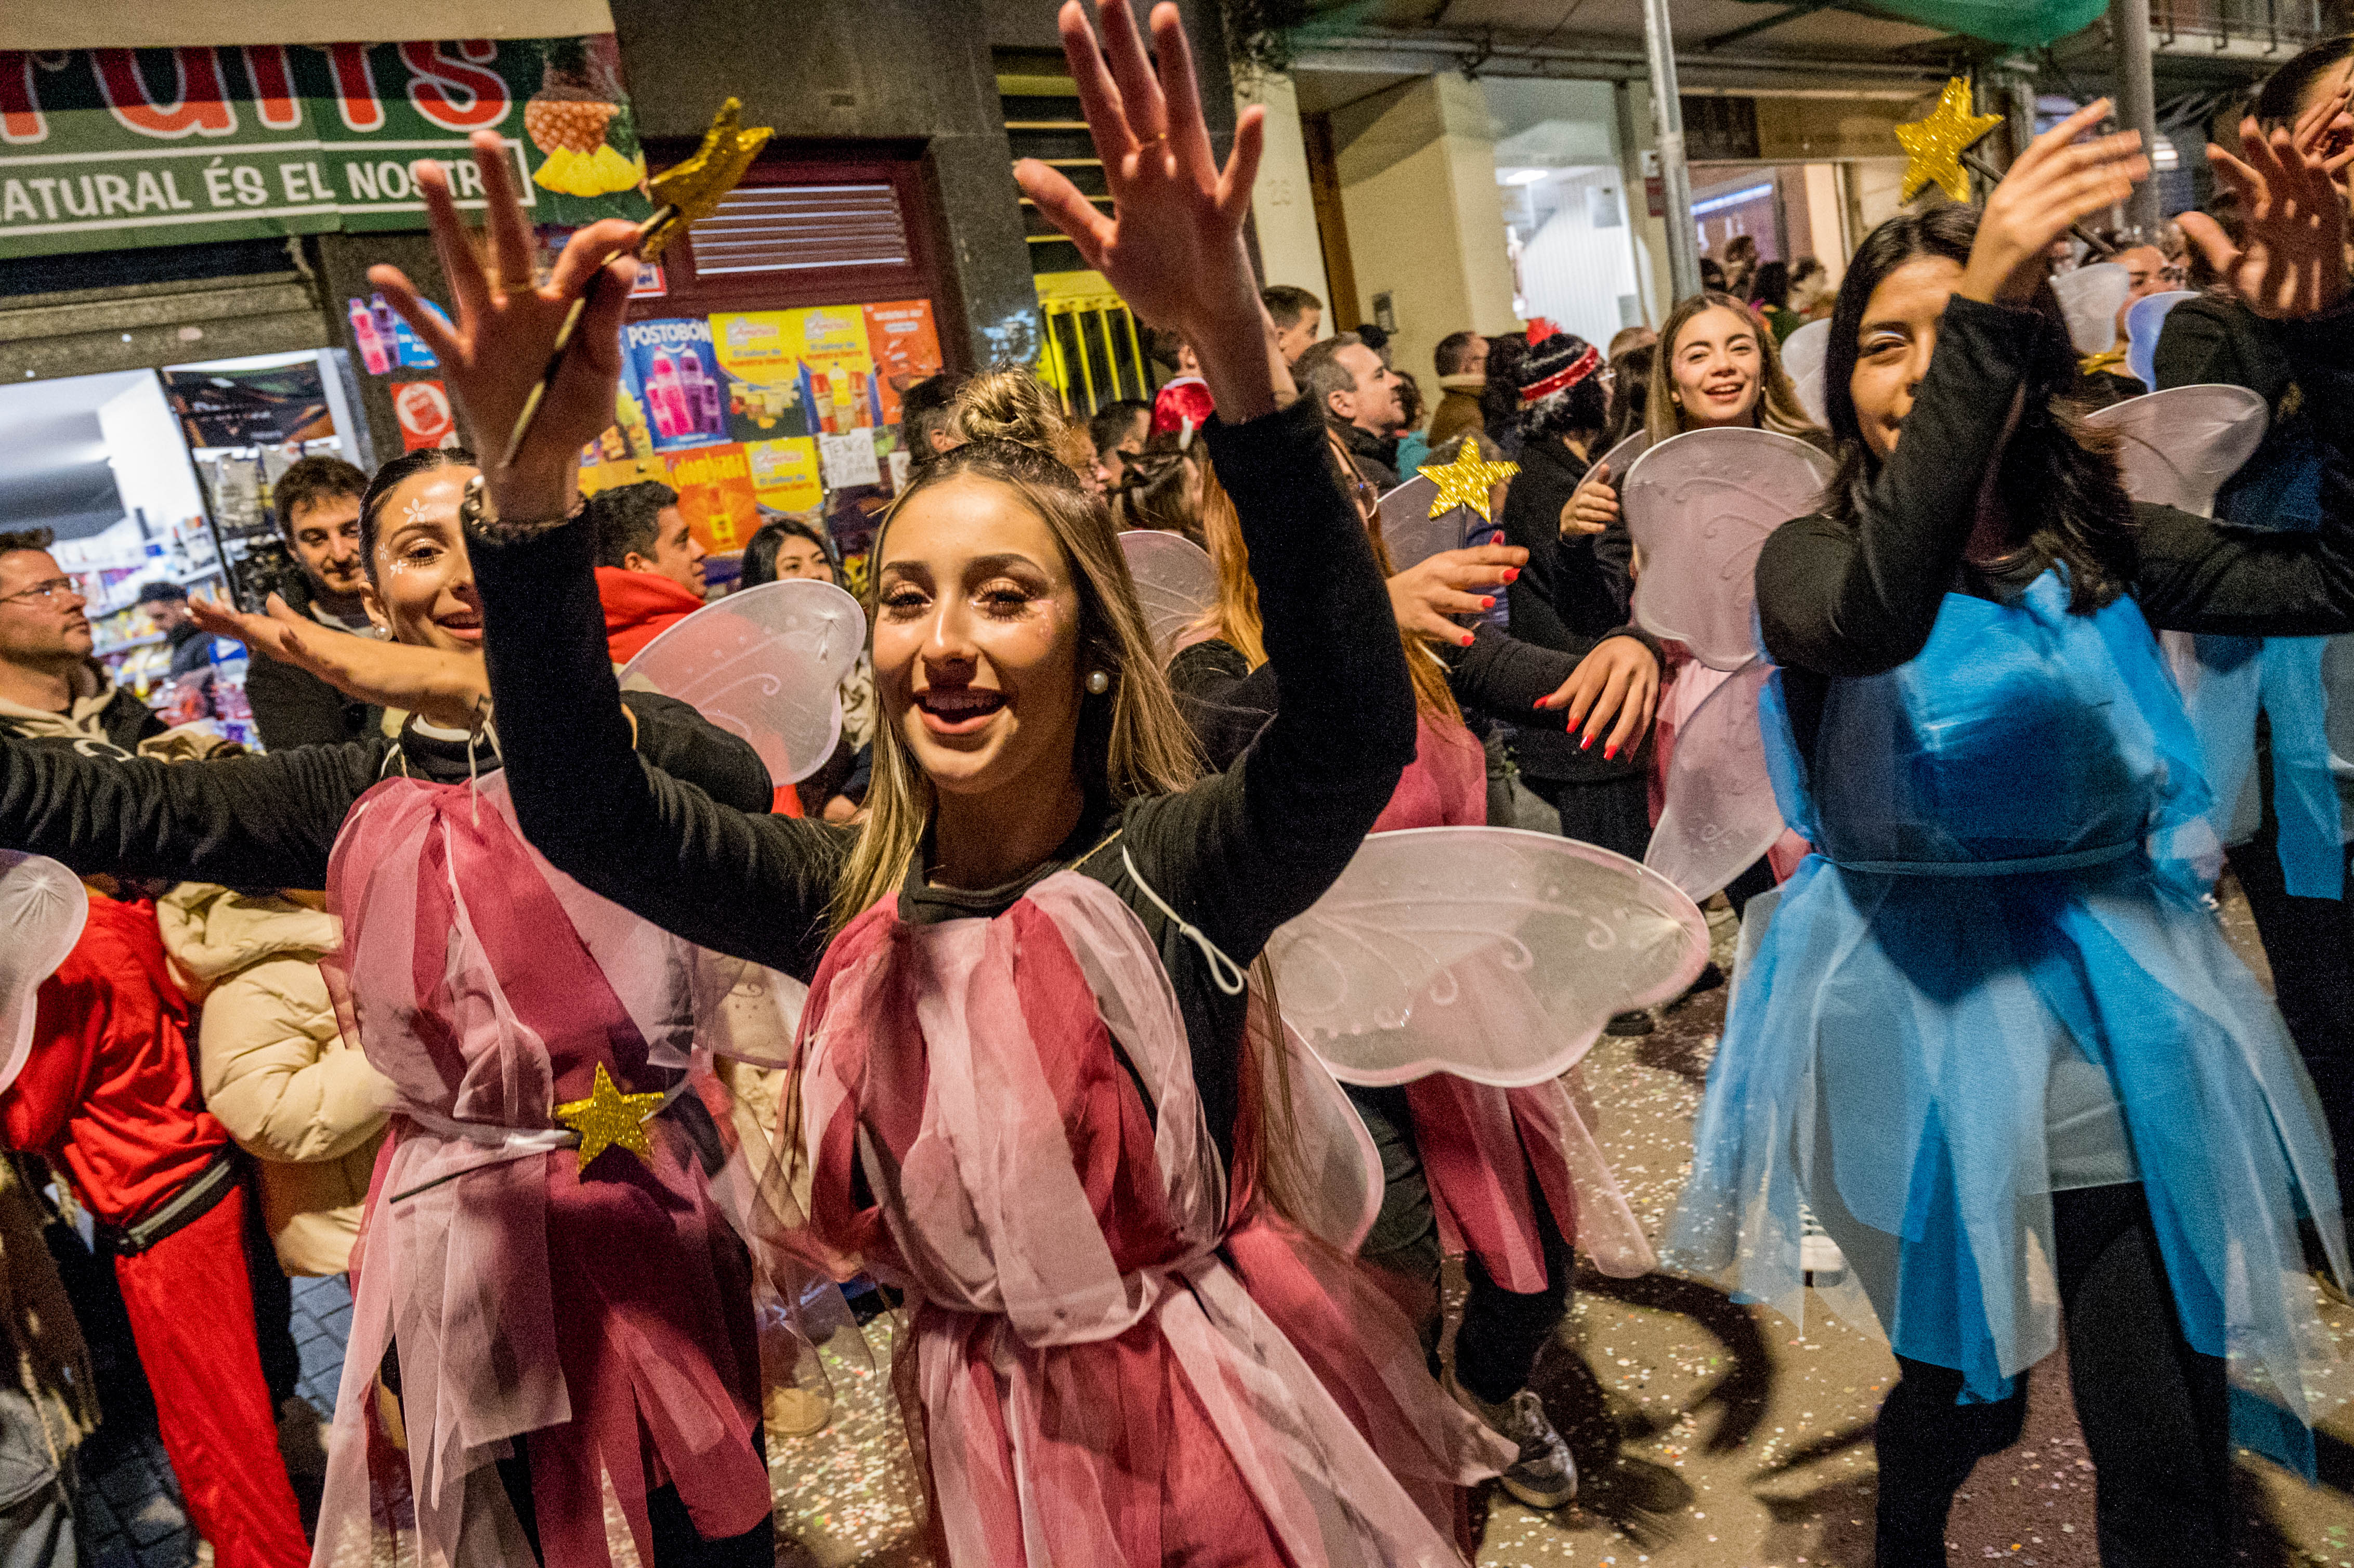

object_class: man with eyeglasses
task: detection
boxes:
[0,527,314,1566]
[0,529,163,753]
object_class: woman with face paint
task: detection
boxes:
[427,2,1519,1560]
[0,442,787,1561]
[1667,101,2354,1566]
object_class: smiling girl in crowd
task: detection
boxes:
[392,2,1511,1561]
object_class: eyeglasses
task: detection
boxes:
[0,577,77,608]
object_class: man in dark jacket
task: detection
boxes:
[1297,332,1403,487]
[243,456,382,751]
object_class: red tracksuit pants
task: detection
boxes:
[114,1184,309,1568]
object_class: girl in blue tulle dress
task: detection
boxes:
[1666,104,2354,1565]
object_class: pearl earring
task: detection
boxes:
[1087,669,1111,695]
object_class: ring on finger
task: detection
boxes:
[1136,130,1169,148]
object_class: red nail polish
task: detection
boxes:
[1459,633,1474,647]
[1502,568,1521,583]
[1604,743,1619,761]
[1480,596,1496,609]
[1580,733,1593,750]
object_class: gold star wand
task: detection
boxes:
[1896,79,2118,257]
[499,98,774,469]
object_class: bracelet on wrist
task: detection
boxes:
[459,473,585,541]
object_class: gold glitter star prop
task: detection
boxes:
[1418,440,1519,525]
[554,1063,665,1169]
[1895,79,2004,205]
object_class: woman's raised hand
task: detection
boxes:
[1564,467,1618,537]
[190,593,487,730]
[1536,635,1660,760]
[366,132,642,516]
[1387,545,1526,648]
[1959,101,2148,307]
[2182,97,2351,320]
[1015,2,1274,420]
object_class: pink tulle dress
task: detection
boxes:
[309,777,817,1568]
[1372,714,1655,1289]
[793,861,1510,1565]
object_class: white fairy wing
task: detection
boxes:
[2054,262,2132,356]
[1374,473,1460,573]
[0,854,85,1098]
[1265,1010,1384,1254]
[1791,366,1827,428]
[1117,529,1219,666]
[2124,289,2197,389]
[1267,827,1710,1088]
[1780,318,1830,387]
[1623,427,1834,672]
[1644,659,1784,901]
[618,578,864,786]
[1580,431,1649,496]
[2082,385,2269,518]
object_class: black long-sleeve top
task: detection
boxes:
[0,694,771,892]
[468,399,1417,1160]
[1169,622,1660,774]
[1499,436,1650,783]
[1758,294,2354,759]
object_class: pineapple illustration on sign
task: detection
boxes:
[526,38,647,199]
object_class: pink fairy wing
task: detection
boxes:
[1117,529,1220,665]
[1267,827,1709,1088]
[0,854,86,1097]
[1578,430,1649,501]
[1623,427,1834,672]
[2082,384,2269,519]
[1644,658,1785,901]
[619,578,863,785]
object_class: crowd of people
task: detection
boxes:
[2,3,2353,1565]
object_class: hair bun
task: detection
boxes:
[950,366,1073,454]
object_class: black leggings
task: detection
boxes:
[495,1435,772,1566]
[1522,770,1651,863]
[1347,1083,1574,1406]
[1872,1183,2228,1568]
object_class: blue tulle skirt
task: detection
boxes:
[1664,573,2347,1417]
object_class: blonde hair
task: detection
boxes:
[1198,438,1463,727]
[819,364,1310,1222]
[1646,291,1819,443]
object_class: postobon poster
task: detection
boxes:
[621,317,728,454]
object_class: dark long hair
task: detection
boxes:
[357,445,475,583]
[1821,205,2137,613]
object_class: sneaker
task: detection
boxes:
[1604,1009,1654,1037]
[1445,1369,1578,1509]
[1799,1205,1847,1279]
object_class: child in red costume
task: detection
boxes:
[10,886,308,1568]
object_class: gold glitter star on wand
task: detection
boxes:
[1895,79,2004,204]
[554,1063,665,1168]
[1419,440,1519,525]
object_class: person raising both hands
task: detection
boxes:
[1669,98,2354,1568]
[374,2,1515,1563]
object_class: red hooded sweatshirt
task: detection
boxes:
[596,565,708,665]
[594,566,802,815]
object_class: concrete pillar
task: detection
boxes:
[1234,71,1333,318]
[1615,79,1675,328]
[2110,0,2161,236]
[1331,72,1518,390]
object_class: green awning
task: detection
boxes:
[1861,0,2108,48]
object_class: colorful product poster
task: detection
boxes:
[792,305,877,440]
[746,438,822,514]
[664,443,762,554]
[621,317,728,454]
[860,300,942,427]
[712,312,811,444]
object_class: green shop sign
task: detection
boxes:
[0,37,652,259]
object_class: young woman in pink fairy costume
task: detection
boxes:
[386,2,1512,1560]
